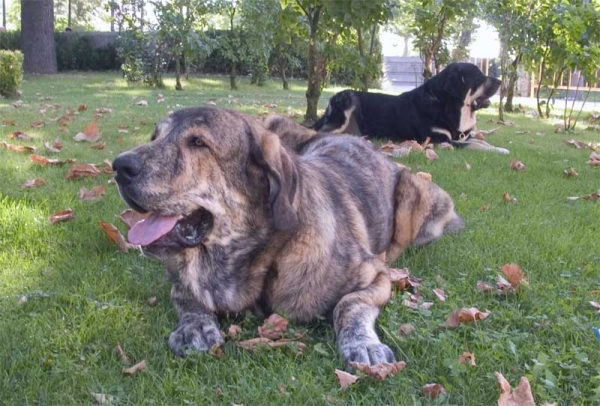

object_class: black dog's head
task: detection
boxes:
[432,63,501,132]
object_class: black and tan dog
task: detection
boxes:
[112,108,464,366]
[314,62,509,154]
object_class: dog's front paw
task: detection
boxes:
[340,340,396,366]
[168,314,224,357]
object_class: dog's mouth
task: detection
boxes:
[128,207,214,248]
[471,97,491,111]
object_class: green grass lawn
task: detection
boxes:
[1,73,599,405]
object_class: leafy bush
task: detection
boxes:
[0,31,20,51]
[116,31,166,88]
[0,50,24,98]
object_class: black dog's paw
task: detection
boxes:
[168,314,224,357]
[340,340,396,366]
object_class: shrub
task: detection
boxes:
[0,50,24,98]
[0,31,20,51]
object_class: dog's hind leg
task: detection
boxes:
[452,138,510,154]
[333,258,395,366]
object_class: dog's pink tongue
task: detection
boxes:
[128,214,179,246]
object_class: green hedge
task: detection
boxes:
[0,50,24,98]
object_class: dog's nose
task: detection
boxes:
[112,153,142,182]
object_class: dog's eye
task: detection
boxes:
[190,137,206,148]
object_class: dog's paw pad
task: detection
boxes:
[168,319,224,357]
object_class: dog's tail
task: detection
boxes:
[312,113,326,131]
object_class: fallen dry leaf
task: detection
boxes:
[480,203,491,212]
[66,163,101,180]
[7,130,32,140]
[501,264,527,287]
[438,142,454,150]
[12,100,23,108]
[446,307,491,328]
[147,296,158,306]
[458,352,476,366]
[43,139,63,153]
[433,288,446,301]
[590,301,600,313]
[74,121,101,142]
[122,360,146,376]
[90,141,106,150]
[349,361,406,380]
[402,292,433,310]
[335,369,359,389]
[563,167,579,177]
[495,372,535,406]
[503,192,517,204]
[236,337,306,352]
[497,275,513,293]
[422,383,448,399]
[1,141,36,153]
[425,149,439,162]
[21,178,46,189]
[95,107,113,114]
[49,209,75,225]
[567,192,600,201]
[263,103,277,109]
[389,268,422,290]
[78,104,87,111]
[157,94,165,103]
[79,185,106,201]
[57,115,72,126]
[228,324,242,338]
[209,343,224,358]
[98,220,134,252]
[510,160,526,171]
[30,121,45,128]
[2,119,16,125]
[398,323,416,336]
[30,154,75,166]
[416,171,432,181]
[475,281,494,293]
[101,159,113,174]
[258,313,289,339]
[565,139,590,149]
[136,100,148,106]
[118,209,150,229]
[588,152,600,166]
[114,343,129,363]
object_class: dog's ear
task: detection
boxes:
[248,120,299,232]
[442,64,467,99]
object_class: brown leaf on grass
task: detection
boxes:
[458,352,476,366]
[480,204,491,212]
[209,343,224,358]
[44,139,63,153]
[496,275,514,293]
[30,121,45,128]
[498,120,515,126]
[438,142,454,150]
[49,209,75,225]
[12,100,23,108]
[101,159,113,174]
[74,121,101,142]
[503,192,517,204]
[157,94,165,103]
[476,281,494,293]
[90,141,106,150]
[258,313,289,339]
[227,324,242,338]
[416,171,432,181]
[432,288,446,301]
[422,383,448,399]
[78,104,87,111]
[66,163,101,180]
[563,167,579,177]
[425,149,439,162]
[446,307,491,328]
[30,154,75,166]
[402,292,433,310]
[495,372,535,406]
[98,220,134,252]
[421,136,431,149]
[588,152,600,166]
[379,140,413,158]
[114,343,129,363]
[147,296,158,306]
[136,100,148,106]
[397,323,416,336]
[1,141,36,153]
[236,337,306,352]
[7,130,32,140]
[590,301,600,312]
[95,107,113,114]
[2,119,16,125]
[57,115,72,126]
[389,268,422,290]
[118,209,150,229]
[335,369,359,389]
[567,192,600,201]
[21,178,46,188]
[349,361,406,380]
[79,185,106,201]
[554,124,565,133]
[510,160,526,171]
[502,264,528,287]
[122,360,146,376]
[565,139,590,149]
[263,103,277,109]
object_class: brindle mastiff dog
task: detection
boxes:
[112,107,464,366]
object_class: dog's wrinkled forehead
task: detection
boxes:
[150,108,221,142]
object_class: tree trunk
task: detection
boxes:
[110,1,115,32]
[230,64,238,90]
[504,53,521,112]
[21,0,57,74]
[175,58,182,90]
[422,9,447,81]
[452,29,472,62]
[67,0,71,28]
[3,0,6,28]
[303,6,322,125]
[402,35,409,57]
[280,59,289,90]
